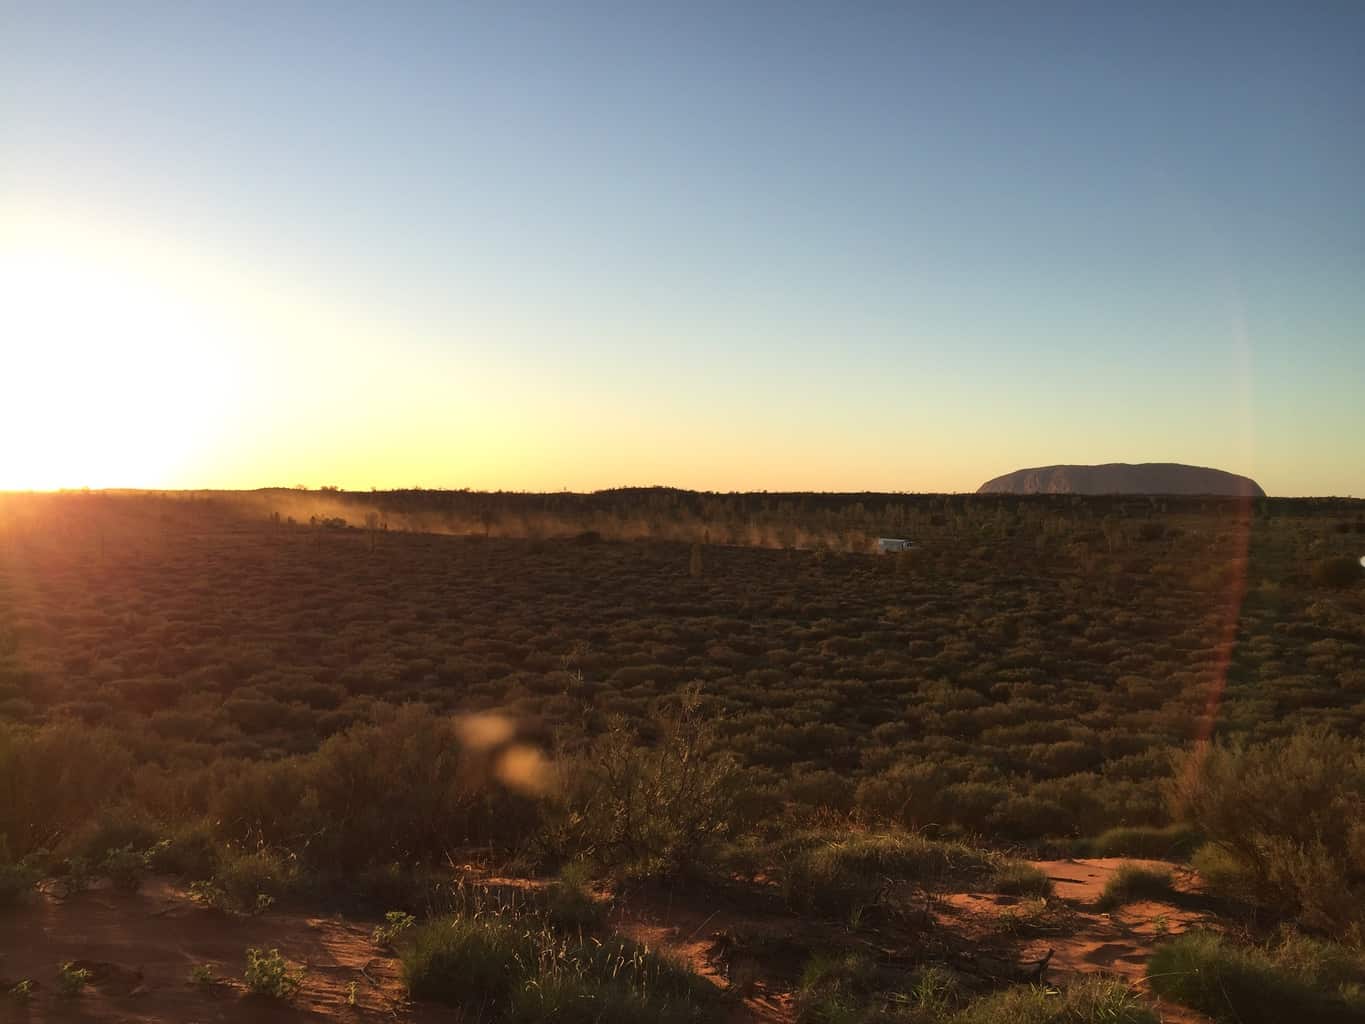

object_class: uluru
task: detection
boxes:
[977,462,1265,497]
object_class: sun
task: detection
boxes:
[0,230,236,490]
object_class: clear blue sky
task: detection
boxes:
[3,2,1362,494]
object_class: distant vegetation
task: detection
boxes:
[0,488,1360,861]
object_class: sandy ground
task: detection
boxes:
[0,862,1212,1023]
[609,892,798,1024]
[931,859,1214,1023]
[0,879,425,1023]
[1025,858,1211,981]
[1030,859,1214,1024]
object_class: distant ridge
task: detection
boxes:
[977,463,1265,497]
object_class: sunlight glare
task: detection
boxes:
[1,234,238,490]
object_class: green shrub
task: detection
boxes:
[401,915,528,1005]
[506,969,704,1024]
[372,910,417,948]
[989,795,1073,840]
[243,947,302,999]
[1269,928,1365,993]
[1087,825,1202,860]
[0,860,39,908]
[0,722,131,858]
[854,763,952,829]
[1190,841,1259,902]
[954,976,1157,1024]
[788,962,1153,1024]
[299,861,446,917]
[59,855,94,896]
[994,897,1076,938]
[781,831,991,922]
[546,686,750,879]
[906,965,964,1017]
[991,861,1054,898]
[209,758,310,851]
[1147,931,1365,1023]
[214,706,543,871]
[203,846,295,913]
[794,951,879,1023]
[101,844,149,892]
[74,814,160,863]
[56,961,91,998]
[545,862,606,932]
[190,876,275,917]
[787,770,857,814]
[307,706,543,868]
[401,910,712,1021]
[1095,864,1175,911]
[147,822,220,878]
[1170,728,1365,932]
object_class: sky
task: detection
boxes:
[2,2,1362,495]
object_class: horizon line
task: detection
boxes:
[4,485,1361,501]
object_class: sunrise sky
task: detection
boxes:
[3,3,1362,495]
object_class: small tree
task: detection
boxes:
[551,685,748,877]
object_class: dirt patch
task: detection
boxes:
[933,861,1214,1022]
[0,879,430,1023]
[0,866,1215,1024]
[1026,860,1215,1023]
[67,959,147,997]
[1031,858,1200,906]
[1023,858,1211,979]
[610,893,800,1023]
